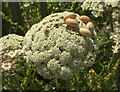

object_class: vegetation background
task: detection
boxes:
[1,2,120,91]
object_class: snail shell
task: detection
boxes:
[86,22,94,30]
[64,13,76,20]
[43,27,50,34]
[79,15,91,24]
[79,28,91,37]
[65,18,78,28]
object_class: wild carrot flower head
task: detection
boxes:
[23,12,98,80]
[1,62,12,71]
[0,34,25,73]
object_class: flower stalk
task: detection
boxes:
[104,58,120,82]
[89,69,101,91]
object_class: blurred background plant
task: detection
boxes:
[1,1,120,91]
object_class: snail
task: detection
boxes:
[79,28,91,37]
[86,22,94,30]
[43,27,50,34]
[64,13,76,20]
[65,18,78,28]
[79,15,91,24]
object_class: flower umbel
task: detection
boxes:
[23,12,98,80]
[1,62,12,71]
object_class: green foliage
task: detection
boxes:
[47,2,82,15]
[20,2,41,30]
[1,11,25,31]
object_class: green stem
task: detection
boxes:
[10,75,24,92]
[97,66,105,78]
[66,80,70,92]
[14,76,24,92]
[55,78,58,89]
[7,77,18,90]
[4,79,15,90]
[109,12,114,32]
[22,67,37,88]
[69,2,76,12]
[74,74,79,90]
[0,11,25,31]
[26,67,37,87]
[116,62,120,90]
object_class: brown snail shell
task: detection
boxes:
[79,15,91,24]
[86,22,94,30]
[43,27,50,34]
[65,18,78,28]
[79,28,91,37]
[64,13,76,20]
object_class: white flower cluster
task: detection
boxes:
[81,0,120,17]
[106,2,120,32]
[1,62,12,71]
[0,34,24,52]
[0,34,25,71]
[4,49,25,59]
[23,12,98,80]
[110,31,120,53]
